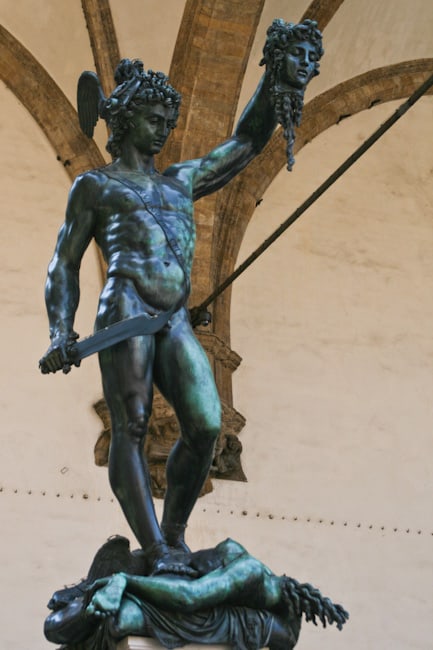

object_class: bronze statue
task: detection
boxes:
[44,537,348,650]
[40,20,323,578]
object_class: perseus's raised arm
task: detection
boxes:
[234,71,278,154]
[181,71,278,201]
[182,18,323,199]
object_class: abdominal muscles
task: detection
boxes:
[106,251,187,312]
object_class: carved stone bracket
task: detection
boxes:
[93,332,246,498]
[195,330,242,372]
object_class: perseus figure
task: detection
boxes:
[40,21,323,576]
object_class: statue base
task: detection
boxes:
[117,637,230,650]
[44,536,348,650]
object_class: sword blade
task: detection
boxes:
[72,310,172,361]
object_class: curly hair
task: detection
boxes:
[103,59,181,158]
[280,575,349,631]
[260,19,323,170]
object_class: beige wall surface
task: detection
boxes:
[0,1,432,649]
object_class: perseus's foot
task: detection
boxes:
[161,522,191,554]
[146,542,197,578]
[152,554,198,578]
[86,574,127,618]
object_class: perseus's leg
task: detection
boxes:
[99,334,163,553]
[154,310,221,549]
[100,338,196,577]
[96,281,196,575]
[96,277,163,554]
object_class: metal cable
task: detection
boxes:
[193,72,433,318]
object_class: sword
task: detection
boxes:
[39,309,173,374]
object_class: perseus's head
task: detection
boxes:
[103,59,181,157]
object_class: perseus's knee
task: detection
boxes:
[202,427,220,455]
[205,402,222,438]
[188,409,221,455]
[123,394,151,441]
[204,416,221,444]
[126,413,149,441]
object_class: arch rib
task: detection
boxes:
[0,25,105,181]
[160,0,265,166]
[81,0,120,97]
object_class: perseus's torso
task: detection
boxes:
[94,169,195,310]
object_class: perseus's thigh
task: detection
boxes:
[153,312,221,432]
[98,335,155,426]
[96,277,156,419]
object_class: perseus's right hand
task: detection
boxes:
[39,332,80,375]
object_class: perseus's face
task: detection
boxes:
[279,40,319,90]
[128,103,177,155]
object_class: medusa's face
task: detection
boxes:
[279,40,319,89]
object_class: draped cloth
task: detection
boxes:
[127,598,274,650]
[74,595,274,650]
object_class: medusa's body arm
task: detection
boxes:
[87,555,282,617]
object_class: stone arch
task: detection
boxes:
[81,0,121,96]
[0,25,105,181]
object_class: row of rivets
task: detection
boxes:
[200,506,429,535]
